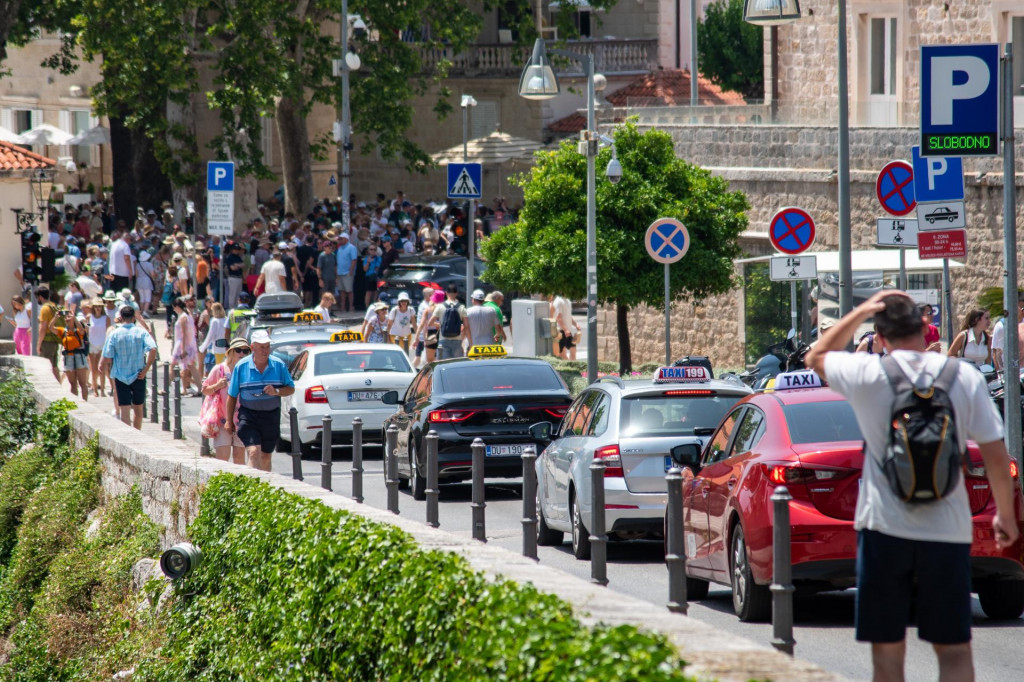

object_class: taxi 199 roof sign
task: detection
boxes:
[654,365,711,384]
[330,330,363,343]
[920,44,1000,157]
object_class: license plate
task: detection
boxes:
[348,390,386,401]
[486,443,528,457]
[665,455,674,472]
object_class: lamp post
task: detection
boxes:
[520,39,620,384]
[23,168,54,356]
[336,1,361,231]
[461,94,477,298]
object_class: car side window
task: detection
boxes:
[562,391,598,437]
[731,408,766,456]
[289,351,308,381]
[584,392,612,437]
[704,408,743,465]
[407,368,430,404]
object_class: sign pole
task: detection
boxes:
[898,248,907,291]
[942,258,953,344]
[789,280,798,334]
[1000,43,1021,471]
[664,263,671,365]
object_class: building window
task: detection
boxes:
[869,17,896,96]
[71,110,91,164]
[470,100,498,140]
[14,110,32,135]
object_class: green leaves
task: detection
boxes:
[697,0,765,100]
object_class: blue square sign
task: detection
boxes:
[912,146,963,203]
[207,161,235,192]
[447,163,482,199]
[920,44,1000,157]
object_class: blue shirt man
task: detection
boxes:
[100,306,157,429]
[335,236,358,277]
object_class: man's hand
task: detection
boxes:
[223,420,235,434]
[993,511,1020,549]
[264,385,277,397]
[137,367,148,381]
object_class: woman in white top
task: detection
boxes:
[948,308,992,366]
[136,251,157,315]
[86,297,110,397]
[6,296,30,356]
[387,293,417,353]
[199,302,230,368]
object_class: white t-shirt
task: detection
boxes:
[88,313,109,348]
[76,275,102,299]
[108,238,132,277]
[825,350,1003,544]
[958,328,989,365]
[388,305,416,336]
[552,296,573,330]
[261,259,286,294]
[313,305,331,321]
[991,319,1005,352]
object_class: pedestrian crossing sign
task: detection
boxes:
[447,163,482,199]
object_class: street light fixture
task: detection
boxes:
[742,0,801,24]
[461,93,478,297]
[31,168,54,215]
[519,38,617,384]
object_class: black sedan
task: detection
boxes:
[377,255,493,308]
[381,355,572,500]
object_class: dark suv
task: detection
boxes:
[377,255,493,308]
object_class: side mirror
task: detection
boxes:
[670,443,702,472]
[529,421,554,442]
[381,390,401,405]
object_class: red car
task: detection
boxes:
[676,371,1024,622]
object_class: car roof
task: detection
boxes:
[301,343,408,354]
[608,378,753,397]
[432,356,555,369]
[270,324,351,337]
[751,386,847,406]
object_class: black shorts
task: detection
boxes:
[115,378,146,406]
[237,406,281,454]
[855,529,972,644]
[558,330,576,351]
[110,275,131,292]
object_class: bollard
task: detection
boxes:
[161,362,170,431]
[665,467,688,614]
[589,458,608,586]
[521,446,539,560]
[771,486,796,655]
[150,361,158,423]
[320,415,333,491]
[172,366,182,439]
[289,407,302,481]
[351,417,363,503]
[385,425,399,514]
[199,435,211,457]
[425,430,440,528]
[471,438,486,542]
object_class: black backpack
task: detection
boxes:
[440,301,463,337]
[879,356,963,503]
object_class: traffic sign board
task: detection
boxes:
[770,255,817,281]
[876,218,919,247]
[920,44,1000,157]
[206,161,234,192]
[447,163,482,199]
[876,160,916,216]
[645,218,690,264]
[206,161,235,236]
[918,229,967,259]
[768,207,815,255]
[912,146,964,203]
[917,201,966,230]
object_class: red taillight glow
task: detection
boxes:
[545,407,569,418]
[664,390,714,396]
[1011,460,1019,479]
[345,350,372,355]
[419,281,443,290]
[305,385,327,403]
[595,444,623,477]
[762,463,856,501]
[429,409,477,423]
[377,280,387,288]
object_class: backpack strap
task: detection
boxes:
[931,357,960,394]
[879,355,913,394]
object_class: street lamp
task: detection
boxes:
[519,38,618,383]
[461,94,478,297]
[31,168,54,216]
[336,1,362,232]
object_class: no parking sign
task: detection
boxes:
[769,207,815,255]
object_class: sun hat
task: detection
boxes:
[250,329,271,344]
[228,337,251,352]
[89,297,104,307]
[102,290,118,301]
[431,290,445,303]
[397,292,410,302]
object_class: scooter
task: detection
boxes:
[734,330,811,390]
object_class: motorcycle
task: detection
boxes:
[986,366,1024,431]
[734,330,811,390]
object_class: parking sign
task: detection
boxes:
[920,44,1000,157]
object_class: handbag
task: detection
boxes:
[161,281,174,306]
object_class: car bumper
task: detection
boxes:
[436,437,538,480]
[604,483,667,537]
[297,407,394,445]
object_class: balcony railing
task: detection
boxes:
[419,38,658,78]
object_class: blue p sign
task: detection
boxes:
[207,162,235,192]
[920,44,1000,157]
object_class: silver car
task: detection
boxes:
[535,370,751,559]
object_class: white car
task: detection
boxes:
[279,343,416,456]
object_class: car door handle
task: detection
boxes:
[727,478,737,489]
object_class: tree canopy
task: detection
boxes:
[697,0,764,100]
[481,122,749,370]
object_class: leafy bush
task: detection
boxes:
[0,447,52,566]
[37,398,77,466]
[0,370,37,458]
[135,475,695,682]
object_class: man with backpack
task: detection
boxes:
[424,283,467,360]
[806,291,1018,682]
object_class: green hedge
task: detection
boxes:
[135,475,696,682]
[0,370,39,458]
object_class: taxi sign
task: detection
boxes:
[773,370,824,390]
[330,330,363,343]
[654,365,711,384]
[293,311,324,323]
[467,344,507,358]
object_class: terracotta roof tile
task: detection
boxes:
[0,141,56,171]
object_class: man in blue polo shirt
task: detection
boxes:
[224,329,295,471]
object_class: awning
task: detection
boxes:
[735,249,964,272]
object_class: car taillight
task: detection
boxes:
[545,407,568,418]
[966,459,1020,479]
[377,280,387,288]
[429,409,476,423]
[305,385,327,403]
[1011,460,1019,479]
[664,390,714,396]
[762,463,856,501]
[419,281,443,290]
[595,444,623,477]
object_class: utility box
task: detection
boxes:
[511,299,552,357]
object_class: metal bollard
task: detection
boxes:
[199,435,210,457]
[589,458,608,586]
[150,361,158,423]
[665,467,688,614]
[172,366,182,439]
[385,424,399,514]
[471,438,486,542]
[320,415,333,491]
[771,486,796,655]
[425,430,440,528]
[351,417,363,503]
[161,362,170,431]
[521,446,539,560]
[289,407,302,481]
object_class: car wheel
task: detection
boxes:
[537,491,564,546]
[977,579,1024,620]
[571,492,591,560]
[730,524,771,622]
[409,440,426,501]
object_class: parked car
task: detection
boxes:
[377,255,510,314]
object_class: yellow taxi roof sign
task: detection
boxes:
[330,330,364,343]
[467,344,507,359]
[293,311,324,323]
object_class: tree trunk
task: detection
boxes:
[109,115,136,226]
[131,129,172,222]
[616,303,632,375]
[275,95,313,216]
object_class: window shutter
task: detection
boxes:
[1,109,10,132]
[470,101,499,140]
[59,110,71,159]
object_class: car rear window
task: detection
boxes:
[620,394,737,437]
[272,340,331,366]
[440,363,564,393]
[313,349,412,376]
[782,401,863,443]
[384,267,438,282]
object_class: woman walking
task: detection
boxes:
[171,297,199,396]
[86,298,110,396]
[947,308,992,365]
[199,336,248,464]
[199,302,229,374]
[6,296,30,356]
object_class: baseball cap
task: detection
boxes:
[471,289,485,301]
[277,241,288,250]
[337,232,350,240]
[250,329,271,344]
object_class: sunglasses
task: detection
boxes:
[232,348,251,355]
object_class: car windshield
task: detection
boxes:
[271,340,332,366]
[620,394,736,437]
[384,267,437,282]
[782,401,863,443]
[314,349,412,376]
[440,364,564,393]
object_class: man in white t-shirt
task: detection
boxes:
[108,230,134,292]
[806,291,1018,682]
[991,311,1006,370]
[256,248,287,295]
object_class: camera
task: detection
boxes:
[605,158,623,185]
[57,307,67,317]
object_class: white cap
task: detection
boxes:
[397,292,410,302]
[250,329,271,344]
[471,289,485,301]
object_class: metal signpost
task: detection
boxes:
[768,208,816,334]
[447,162,483,298]
[876,160,917,289]
[207,161,235,307]
[644,218,690,365]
